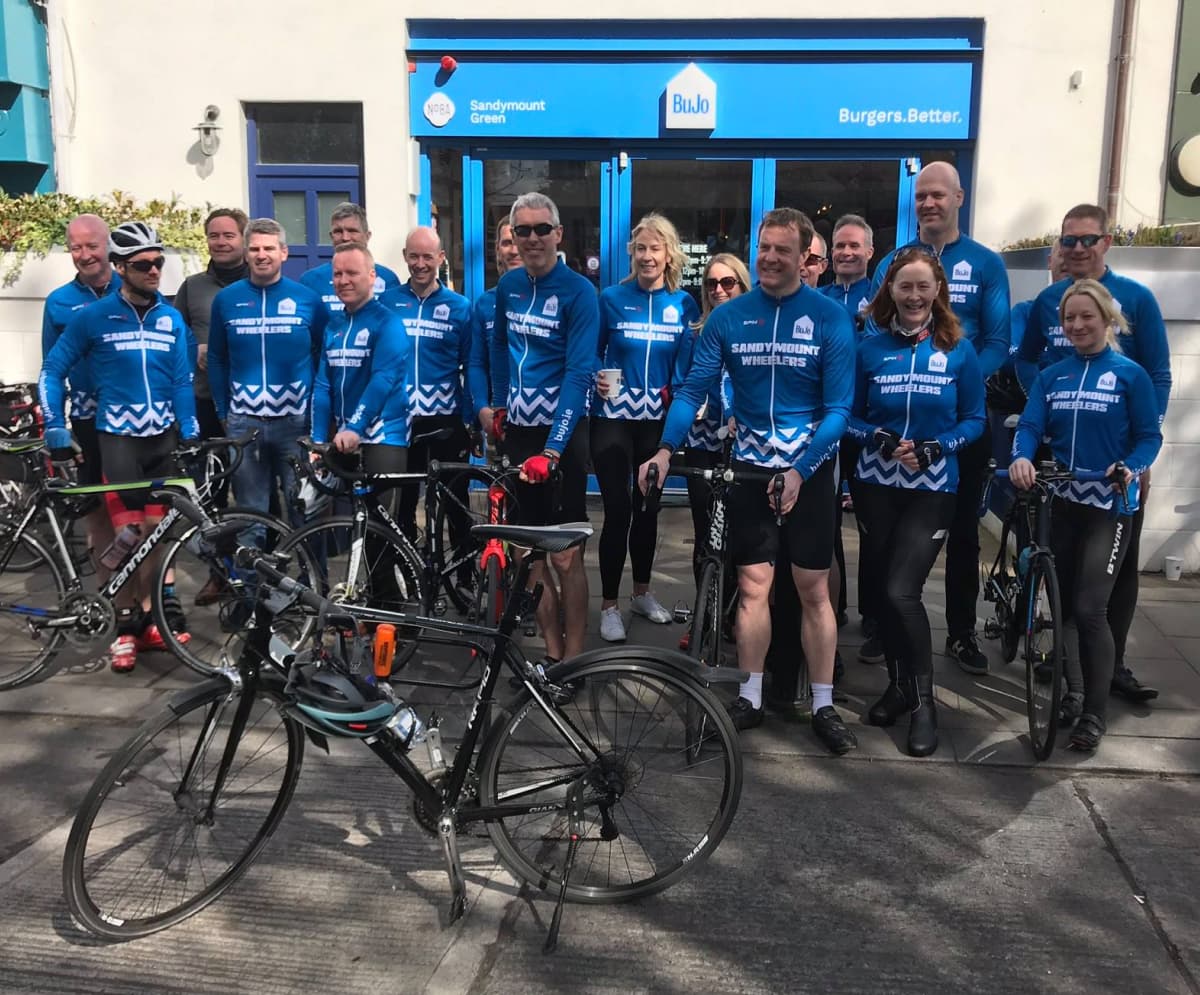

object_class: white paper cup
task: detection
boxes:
[597,368,623,397]
[1164,555,1184,582]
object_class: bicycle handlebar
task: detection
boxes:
[172,430,258,486]
[644,456,785,516]
[988,458,1130,508]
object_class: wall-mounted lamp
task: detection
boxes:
[194,105,222,157]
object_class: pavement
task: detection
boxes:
[0,502,1198,994]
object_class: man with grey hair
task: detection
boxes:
[299,202,401,317]
[209,218,326,523]
[822,213,875,326]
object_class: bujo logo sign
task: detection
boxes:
[664,63,717,130]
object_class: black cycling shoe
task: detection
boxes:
[1110,667,1159,703]
[812,705,857,755]
[1059,691,1084,726]
[1069,713,1105,751]
[946,634,988,675]
[858,634,885,665]
[726,696,764,731]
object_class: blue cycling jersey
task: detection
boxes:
[298,261,401,317]
[870,235,1011,377]
[662,284,855,479]
[466,288,497,422]
[39,290,198,439]
[820,277,873,330]
[595,282,699,421]
[1014,267,1171,423]
[208,277,326,421]
[1014,346,1161,513]
[490,261,600,452]
[999,298,1033,378]
[381,281,473,419]
[675,328,731,453]
[41,273,123,420]
[311,298,410,446]
[848,329,986,493]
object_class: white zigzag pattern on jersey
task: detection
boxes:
[856,449,949,491]
[104,401,172,435]
[410,382,457,416]
[600,388,664,421]
[1055,480,1117,510]
[230,381,308,416]
[508,386,559,426]
[734,423,814,468]
[685,418,723,452]
[363,417,386,445]
[70,393,97,419]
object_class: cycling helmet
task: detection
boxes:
[109,221,164,261]
[286,661,396,738]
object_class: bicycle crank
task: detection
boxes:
[59,592,117,647]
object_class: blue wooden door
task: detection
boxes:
[249,173,360,279]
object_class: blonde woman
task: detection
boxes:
[593,213,699,642]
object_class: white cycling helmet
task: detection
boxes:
[108,221,164,261]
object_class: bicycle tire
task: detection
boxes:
[430,468,491,614]
[276,516,425,668]
[63,679,304,940]
[685,560,723,762]
[1024,554,1063,760]
[152,508,311,677]
[479,552,505,628]
[0,527,68,690]
[479,653,742,903]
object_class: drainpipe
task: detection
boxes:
[1105,0,1137,222]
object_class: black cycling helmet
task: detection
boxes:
[108,221,164,262]
[286,662,396,738]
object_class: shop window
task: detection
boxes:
[253,103,363,165]
[430,147,466,293]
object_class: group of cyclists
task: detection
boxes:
[35,160,1170,759]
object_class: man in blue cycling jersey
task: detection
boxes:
[871,162,1011,676]
[467,220,523,442]
[299,202,401,318]
[1015,203,1171,703]
[209,218,326,525]
[640,207,858,755]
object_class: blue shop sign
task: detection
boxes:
[409,59,973,140]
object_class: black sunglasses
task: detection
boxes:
[1060,234,1104,249]
[705,276,741,292]
[125,257,166,273]
[513,223,556,238]
[805,253,827,267]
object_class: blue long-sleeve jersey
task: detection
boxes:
[1014,346,1161,514]
[298,261,400,318]
[820,276,873,330]
[595,282,698,420]
[39,291,198,439]
[208,277,326,421]
[41,272,123,420]
[871,235,1011,377]
[848,330,985,493]
[466,288,496,422]
[1000,298,1033,378]
[311,298,410,446]
[674,327,732,453]
[1014,268,1171,424]
[381,281,473,419]
[662,284,855,479]
[490,261,600,452]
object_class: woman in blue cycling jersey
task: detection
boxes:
[1010,279,1161,752]
[850,248,986,756]
[593,213,699,642]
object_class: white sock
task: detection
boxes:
[812,683,834,712]
[742,672,763,709]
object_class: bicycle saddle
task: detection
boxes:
[470,523,592,553]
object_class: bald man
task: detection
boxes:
[384,227,475,573]
[869,161,1010,676]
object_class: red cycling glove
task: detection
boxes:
[491,407,507,441]
[521,453,556,483]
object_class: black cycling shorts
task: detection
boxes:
[503,420,589,527]
[98,429,179,512]
[729,457,836,570]
[72,417,104,487]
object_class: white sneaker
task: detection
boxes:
[631,592,672,624]
[600,606,627,642]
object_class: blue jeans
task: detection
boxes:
[227,412,306,529]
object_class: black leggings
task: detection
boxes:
[592,417,663,601]
[683,447,721,586]
[397,414,471,581]
[944,430,992,640]
[1107,499,1144,670]
[1051,498,1132,722]
[855,482,955,680]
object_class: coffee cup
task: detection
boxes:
[597,368,623,398]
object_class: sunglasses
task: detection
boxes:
[125,257,166,273]
[805,253,827,267]
[705,276,741,292]
[512,223,556,238]
[1059,234,1104,249]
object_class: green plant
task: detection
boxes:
[0,191,209,285]
[1002,222,1200,251]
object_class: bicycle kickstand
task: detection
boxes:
[544,779,586,954]
[438,812,468,925]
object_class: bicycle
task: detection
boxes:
[0,432,308,689]
[982,459,1127,760]
[63,492,747,952]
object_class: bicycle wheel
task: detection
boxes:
[1024,554,1063,760]
[688,560,723,669]
[479,653,742,903]
[477,552,505,628]
[63,680,304,940]
[431,470,490,614]
[276,516,425,668]
[152,508,313,678]
[0,527,68,690]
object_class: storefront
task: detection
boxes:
[407,19,982,299]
